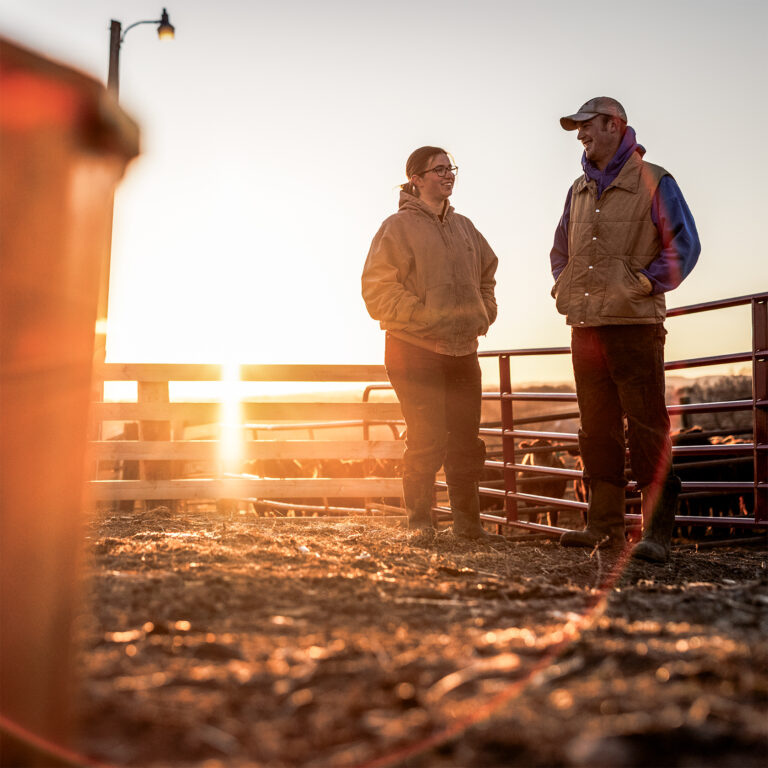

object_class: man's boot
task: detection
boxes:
[631,475,681,563]
[448,483,506,543]
[403,476,436,532]
[560,480,626,549]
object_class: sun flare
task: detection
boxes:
[219,360,243,474]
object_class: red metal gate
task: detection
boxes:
[474,292,768,535]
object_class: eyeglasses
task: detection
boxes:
[420,165,458,178]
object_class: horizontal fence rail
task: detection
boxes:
[90,478,403,502]
[99,363,391,382]
[94,402,403,421]
[90,293,767,537]
[91,440,405,461]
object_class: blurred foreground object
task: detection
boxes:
[0,37,138,765]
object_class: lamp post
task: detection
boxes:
[107,7,175,97]
[98,9,176,509]
[97,7,175,358]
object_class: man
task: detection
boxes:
[550,97,700,562]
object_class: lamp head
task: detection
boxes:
[157,8,175,40]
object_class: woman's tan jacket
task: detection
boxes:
[362,191,498,357]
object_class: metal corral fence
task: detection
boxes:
[90,292,767,535]
[473,291,767,535]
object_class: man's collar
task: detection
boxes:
[574,151,644,195]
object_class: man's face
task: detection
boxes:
[576,116,621,170]
[413,153,455,204]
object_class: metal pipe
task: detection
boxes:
[107,20,121,94]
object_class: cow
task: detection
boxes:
[670,426,711,519]
[570,453,588,505]
[670,426,754,538]
[240,457,402,512]
[516,439,569,526]
[699,434,753,517]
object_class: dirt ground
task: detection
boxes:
[75,505,768,768]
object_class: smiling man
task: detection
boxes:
[550,97,701,562]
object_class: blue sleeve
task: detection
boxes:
[642,175,701,294]
[550,187,572,280]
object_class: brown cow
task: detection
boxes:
[242,457,402,511]
[517,439,568,526]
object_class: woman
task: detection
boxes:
[361,146,503,542]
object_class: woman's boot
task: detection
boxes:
[402,476,436,532]
[560,480,626,548]
[448,483,506,543]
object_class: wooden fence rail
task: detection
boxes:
[91,440,405,462]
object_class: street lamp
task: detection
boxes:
[107,7,175,97]
[96,8,175,364]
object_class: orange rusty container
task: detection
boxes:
[0,38,138,764]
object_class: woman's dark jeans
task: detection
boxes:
[385,334,486,487]
[571,324,672,491]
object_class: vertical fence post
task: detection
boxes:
[753,297,767,524]
[499,354,518,522]
[138,380,173,511]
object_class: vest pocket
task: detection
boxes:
[599,259,655,320]
[553,260,574,316]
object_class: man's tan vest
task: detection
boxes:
[554,151,669,327]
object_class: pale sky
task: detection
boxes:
[2,0,766,384]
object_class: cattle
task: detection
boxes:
[561,453,589,527]
[516,439,569,526]
[684,432,753,518]
[243,458,305,479]
[240,457,402,512]
[668,426,754,536]
[570,453,588,505]
[475,439,573,524]
[670,426,711,519]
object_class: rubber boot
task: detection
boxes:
[403,476,436,532]
[448,483,506,543]
[631,475,681,563]
[560,480,626,549]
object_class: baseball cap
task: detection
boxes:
[560,97,627,131]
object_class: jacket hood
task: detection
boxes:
[582,125,646,196]
[398,189,454,220]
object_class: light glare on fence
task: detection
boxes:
[219,361,243,473]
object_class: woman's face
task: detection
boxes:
[413,153,455,204]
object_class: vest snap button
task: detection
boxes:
[588,265,594,269]
[592,236,597,240]
[584,292,589,296]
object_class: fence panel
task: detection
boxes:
[476,292,768,534]
[91,364,404,508]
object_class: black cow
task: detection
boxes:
[670,427,754,537]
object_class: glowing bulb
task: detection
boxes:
[157,8,175,40]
